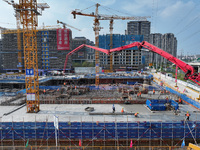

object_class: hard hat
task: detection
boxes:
[187,111,188,113]
[137,112,139,114]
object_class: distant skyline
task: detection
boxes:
[0,0,200,55]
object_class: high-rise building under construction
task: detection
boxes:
[127,21,151,42]
[99,34,144,71]
[149,33,177,67]
[1,29,73,71]
[127,21,151,66]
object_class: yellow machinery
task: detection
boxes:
[187,143,200,150]
[3,0,49,113]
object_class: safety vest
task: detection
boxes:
[153,89,155,93]
[134,113,138,116]
[179,98,182,102]
[121,109,124,113]
[186,113,190,117]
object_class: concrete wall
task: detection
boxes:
[75,67,102,74]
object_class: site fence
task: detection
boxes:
[0,146,188,150]
[165,86,200,110]
[0,120,199,147]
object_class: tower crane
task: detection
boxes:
[4,0,49,113]
[72,3,101,86]
[57,20,81,31]
[72,3,150,84]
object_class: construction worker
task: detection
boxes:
[134,112,139,117]
[178,98,182,104]
[137,92,140,97]
[185,111,190,121]
[139,91,142,97]
[160,90,163,94]
[153,89,155,95]
[112,104,115,113]
[166,96,169,101]
[43,89,46,95]
[121,107,124,113]
[64,82,66,86]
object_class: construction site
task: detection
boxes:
[0,0,200,150]
[0,71,200,149]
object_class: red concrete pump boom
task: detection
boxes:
[63,41,200,85]
[110,41,200,86]
[63,44,109,73]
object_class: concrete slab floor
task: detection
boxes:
[0,104,199,123]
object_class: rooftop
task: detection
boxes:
[0,103,199,122]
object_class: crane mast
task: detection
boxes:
[19,0,40,113]
[94,3,100,85]
[4,0,49,113]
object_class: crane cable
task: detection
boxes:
[176,15,200,36]
[80,4,96,12]
[154,0,159,33]
[171,7,196,33]
[100,4,136,17]
[151,0,156,33]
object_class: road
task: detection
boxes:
[153,72,200,101]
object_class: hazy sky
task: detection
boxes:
[0,0,200,55]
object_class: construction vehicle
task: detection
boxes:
[63,41,200,86]
[110,41,200,86]
[72,3,150,85]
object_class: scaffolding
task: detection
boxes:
[0,116,199,148]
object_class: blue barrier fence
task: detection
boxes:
[39,86,60,90]
[0,121,199,140]
[146,99,179,111]
[165,87,200,109]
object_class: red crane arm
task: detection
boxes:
[109,41,200,85]
[109,42,141,53]
[140,41,194,74]
[63,44,109,73]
